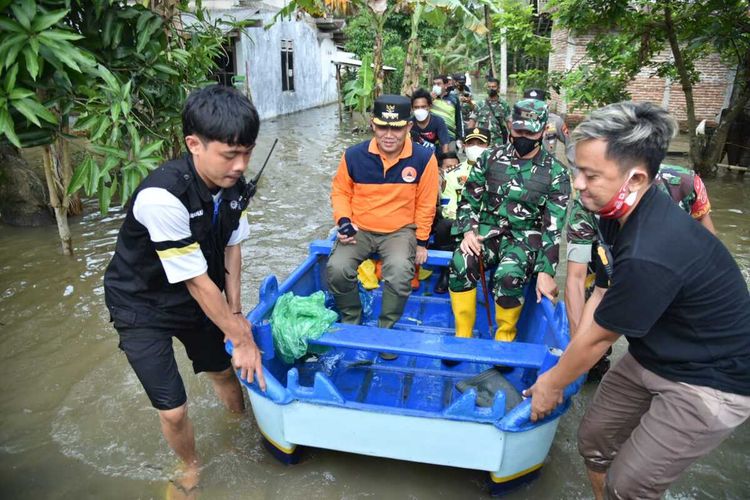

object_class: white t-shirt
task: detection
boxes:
[133,187,249,283]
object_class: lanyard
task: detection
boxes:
[212,194,222,226]
[594,222,615,282]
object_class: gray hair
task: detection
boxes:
[571,101,677,179]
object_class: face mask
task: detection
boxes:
[488,89,498,97]
[510,135,541,157]
[431,84,442,96]
[597,173,638,219]
[413,108,429,122]
[465,145,487,163]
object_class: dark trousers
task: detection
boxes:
[432,213,456,252]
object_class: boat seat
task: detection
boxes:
[310,323,550,368]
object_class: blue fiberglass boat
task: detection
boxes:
[228,239,584,495]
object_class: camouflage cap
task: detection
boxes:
[510,98,548,133]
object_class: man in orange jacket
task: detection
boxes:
[328,95,439,358]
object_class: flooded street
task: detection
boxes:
[1,104,748,499]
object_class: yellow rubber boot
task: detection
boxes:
[494,304,523,342]
[450,289,477,338]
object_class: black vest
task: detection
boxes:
[104,155,249,329]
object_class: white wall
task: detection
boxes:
[236,12,340,120]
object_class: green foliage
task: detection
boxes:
[550,0,750,111]
[343,53,375,112]
[69,2,232,213]
[491,0,550,60]
[0,0,95,148]
[510,68,549,94]
[1,0,239,214]
[382,44,405,94]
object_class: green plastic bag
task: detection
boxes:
[270,291,339,364]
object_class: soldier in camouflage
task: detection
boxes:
[448,99,571,342]
[523,88,570,160]
[451,73,475,129]
[565,161,715,380]
[474,77,511,146]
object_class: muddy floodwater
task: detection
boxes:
[1,104,748,499]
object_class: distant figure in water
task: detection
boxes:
[103,85,266,498]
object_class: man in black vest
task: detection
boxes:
[525,102,750,499]
[104,85,265,494]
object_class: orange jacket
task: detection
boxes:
[332,138,438,244]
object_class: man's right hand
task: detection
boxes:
[231,328,267,391]
[337,222,358,245]
[460,230,484,257]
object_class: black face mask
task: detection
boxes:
[511,135,541,156]
[488,89,498,97]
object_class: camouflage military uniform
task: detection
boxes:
[449,143,571,308]
[475,98,511,146]
[566,163,712,262]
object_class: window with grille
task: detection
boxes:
[281,39,294,92]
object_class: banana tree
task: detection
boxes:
[399,0,499,92]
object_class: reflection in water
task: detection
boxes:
[1,105,748,499]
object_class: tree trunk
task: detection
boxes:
[485,5,496,78]
[401,39,423,96]
[694,51,750,175]
[372,13,386,99]
[400,5,424,96]
[664,5,701,170]
[42,139,73,255]
[60,119,83,217]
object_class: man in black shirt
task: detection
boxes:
[410,88,451,154]
[525,102,750,499]
[104,85,265,495]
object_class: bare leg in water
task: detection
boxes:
[206,367,245,413]
[160,404,201,498]
[162,368,244,498]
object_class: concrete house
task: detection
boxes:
[204,0,346,120]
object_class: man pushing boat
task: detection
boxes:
[327,94,439,359]
[103,85,265,497]
[526,101,750,499]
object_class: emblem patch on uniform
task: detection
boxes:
[230,200,239,210]
[401,166,417,183]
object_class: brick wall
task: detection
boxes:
[548,25,735,129]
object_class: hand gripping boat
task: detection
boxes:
[227,240,583,495]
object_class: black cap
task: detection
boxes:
[372,95,411,127]
[463,127,491,144]
[523,88,547,101]
[452,73,466,83]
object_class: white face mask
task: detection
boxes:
[413,108,429,122]
[431,84,442,96]
[465,145,487,163]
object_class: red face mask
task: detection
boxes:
[597,174,638,219]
